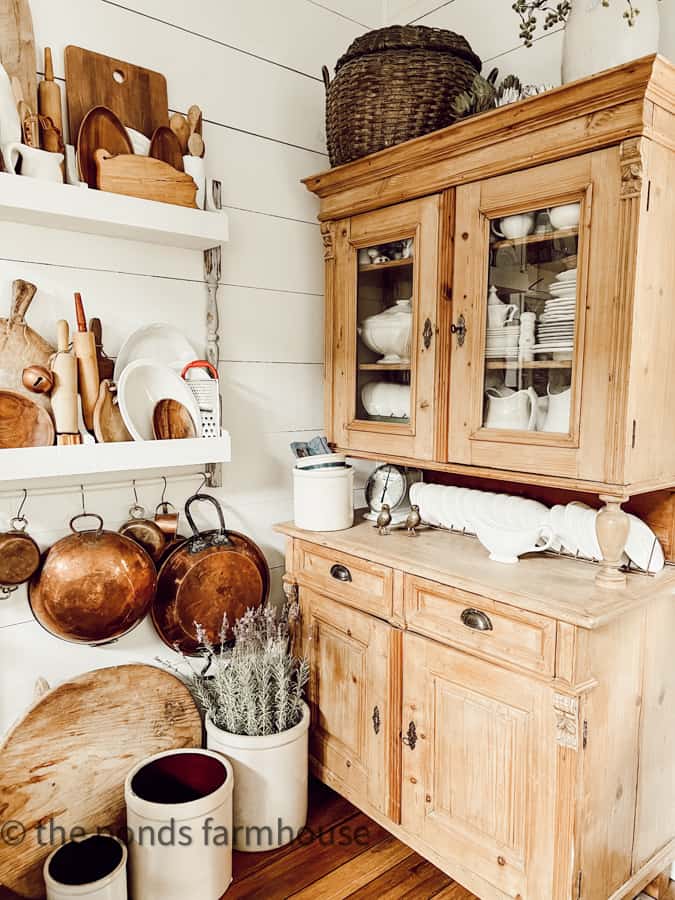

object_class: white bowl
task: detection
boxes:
[114,324,198,382]
[117,359,202,442]
[359,300,412,363]
[361,381,410,419]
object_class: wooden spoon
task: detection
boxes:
[93,380,132,443]
[169,113,189,155]
[186,104,205,157]
[152,399,197,440]
[149,126,185,172]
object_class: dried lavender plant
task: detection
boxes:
[167,603,309,737]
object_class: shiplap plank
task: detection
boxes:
[219,361,324,435]
[0,259,205,355]
[219,285,323,364]
[486,29,564,85]
[115,0,365,80]
[311,0,384,28]
[222,208,323,294]
[30,0,327,152]
[387,0,452,25]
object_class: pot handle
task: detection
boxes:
[184,493,229,542]
[322,65,331,92]
[69,513,104,534]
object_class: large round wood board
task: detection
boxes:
[0,665,202,898]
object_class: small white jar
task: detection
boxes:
[293,464,354,531]
[43,834,127,900]
[206,703,310,852]
[125,749,233,900]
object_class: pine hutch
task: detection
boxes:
[279,55,675,900]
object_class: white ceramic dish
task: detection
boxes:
[626,514,665,573]
[114,324,198,382]
[117,359,202,442]
[359,300,412,363]
[554,268,577,282]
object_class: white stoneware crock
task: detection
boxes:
[43,835,127,900]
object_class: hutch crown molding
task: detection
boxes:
[305,53,675,589]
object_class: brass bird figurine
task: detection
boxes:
[406,505,421,537]
[377,504,392,536]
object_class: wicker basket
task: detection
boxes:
[323,26,482,167]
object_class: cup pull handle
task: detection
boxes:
[330,564,352,583]
[461,608,493,632]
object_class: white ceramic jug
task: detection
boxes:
[485,386,537,431]
[2,143,64,182]
[542,385,571,433]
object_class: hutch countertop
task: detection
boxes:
[276,516,675,629]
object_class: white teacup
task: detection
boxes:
[492,214,535,240]
[549,203,580,230]
[2,143,63,182]
[475,520,554,564]
[487,303,518,329]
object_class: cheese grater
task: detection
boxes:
[181,360,221,437]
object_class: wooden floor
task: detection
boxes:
[229,779,478,899]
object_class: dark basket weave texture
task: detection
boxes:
[324,25,482,167]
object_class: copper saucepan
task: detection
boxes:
[29,513,157,644]
[0,515,41,595]
[152,494,270,656]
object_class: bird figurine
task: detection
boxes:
[377,504,392,536]
[406,505,421,537]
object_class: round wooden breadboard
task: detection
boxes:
[0,664,202,898]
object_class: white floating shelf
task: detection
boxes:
[0,173,229,250]
[0,432,231,483]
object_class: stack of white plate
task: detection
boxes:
[534,269,576,355]
[486,325,520,359]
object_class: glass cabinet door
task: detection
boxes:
[332,195,440,460]
[484,202,580,436]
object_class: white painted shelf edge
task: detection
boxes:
[0,173,229,250]
[0,432,232,482]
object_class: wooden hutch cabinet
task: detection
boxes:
[311,55,675,586]
[278,55,675,900]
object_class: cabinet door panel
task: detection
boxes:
[332,195,440,460]
[448,149,621,483]
[401,632,556,898]
[301,589,401,821]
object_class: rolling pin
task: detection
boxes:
[38,48,63,137]
[72,293,100,432]
[50,319,79,438]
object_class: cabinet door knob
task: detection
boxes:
[330,563,352,582]
[461,608,493,632]
[451,314,467,347]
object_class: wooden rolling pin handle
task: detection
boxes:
[74,292,87,332]
[44,48,54,82]
[51,320,79,435]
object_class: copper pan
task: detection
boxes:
[152,494,269,656]
[0,516,40,593]
[29,513,157,645]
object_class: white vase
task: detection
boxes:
[125,749,234,900]
[562,0,660,84]
[44,835,128,900]
[206,702,310,853]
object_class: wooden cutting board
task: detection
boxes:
[65,46,168,142]
[0,280,55,410]
[0,0,37,114]
[0,665,202,899]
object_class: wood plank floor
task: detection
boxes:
[229,779,478,899]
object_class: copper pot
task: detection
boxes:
[119,504,167,564]
[152,494,269,656]
[0,515,40,592]
[29,513,157,645]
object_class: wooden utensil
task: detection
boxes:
[93,379,132,443]
[0,0,37,119]
[0,664,202,899]
[0,390,54,448]
[95,150,198,208]
[65,46,169,142]
[38,114,64,154]
[149,126,185,172]
[152,398,198,440]
[22,364,53,394]
[72,293,100,431]
[38,48,63,141]
[187,104,203,137]
[50,319,79,437]
[90,317,114,381]
[0,280,54,409]
[77,105,133,189]
[169,112,189,155]
[186,104,205,157]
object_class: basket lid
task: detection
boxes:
[335,25,481,74]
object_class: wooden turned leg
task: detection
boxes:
[595,494,630,589]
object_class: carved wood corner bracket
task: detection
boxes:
[620,137,646,199]
[554,692,580,750]
[321,223,335,260]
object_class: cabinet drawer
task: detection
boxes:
[404,575,556,676]
[294,541,393,619]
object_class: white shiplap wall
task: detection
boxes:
[386,0,673,82]
[0,0,370,734]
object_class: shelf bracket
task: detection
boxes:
[204,246,223,488]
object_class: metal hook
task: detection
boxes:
[15,488,27,520]
[161,476,168,506]
[132,479,139,507]
[80,484,87,515]
[197,472,208,494]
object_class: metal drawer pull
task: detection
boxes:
[461,608,493,632]
[330,564,352,583]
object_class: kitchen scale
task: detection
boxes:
[364,464,422,525]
